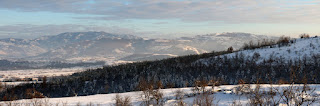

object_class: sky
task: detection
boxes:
[0,0,320,39]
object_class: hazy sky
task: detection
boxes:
[0,0,320,38]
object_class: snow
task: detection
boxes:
[2,36,320,106]
[2,84,320,106]
[0,51,7,55]
[198,37,320,65]
[152,54,178,57]
[113,48,126,54]
[2,81,41,86]
[155,39,171,43]
[0,67,99,81]
[178,45,201,54]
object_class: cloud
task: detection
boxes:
[0,0,320,24]
[0,24,138,38]
[153,22,168,25]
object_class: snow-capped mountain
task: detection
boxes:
[33,37,135,62]
[33,31,141,49]
[0,32,275,63]
[0,38,46,58]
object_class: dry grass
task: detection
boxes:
[114,94,132,106]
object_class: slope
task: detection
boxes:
[198,37,320,66]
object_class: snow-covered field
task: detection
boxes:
[0,66,101,82]
[199,37,320,65]
[2,84,320,106]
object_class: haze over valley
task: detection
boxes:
[0,31,276,69]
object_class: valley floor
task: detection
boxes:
[0,67,100,82]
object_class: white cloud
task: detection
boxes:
[0,24,138,38]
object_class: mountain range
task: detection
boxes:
[0,32,275,64]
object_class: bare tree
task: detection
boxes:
[280,76,319,106]
[0,82,4,92]
[137,78,165,106]
[151,89,164,106]
[192,80,201,95]
[199,80,208,94]
[193,92,215,106]
[137,78,152,106]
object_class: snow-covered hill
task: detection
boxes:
[120,53,178,61]
[198,37,320,65]
[0,38,47,58]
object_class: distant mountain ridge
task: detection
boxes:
[0,32,276,64]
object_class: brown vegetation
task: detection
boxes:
[114,94,132,106]
[242,35,292,50]
[227,46,234,53]
[300,33,310,38]
[26,88,45,99]
[137,78,165,106]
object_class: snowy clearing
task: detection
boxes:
[2,84,320,106]
[0,66,101,82]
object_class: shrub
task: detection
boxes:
[25,88,45,99]
[277,36,290,46]
[227,46,234,53]
[300,33,310,38]
[277,78,289,84]
[114,94,132,106]
[241,36,292,50]
[175,89,184,100]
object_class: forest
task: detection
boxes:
[1,36,320,101]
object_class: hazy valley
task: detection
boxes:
[0,32,275,70]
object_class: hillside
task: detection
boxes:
[2,36,318,100]
[198,37,320,65]
[0,32,273,63]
